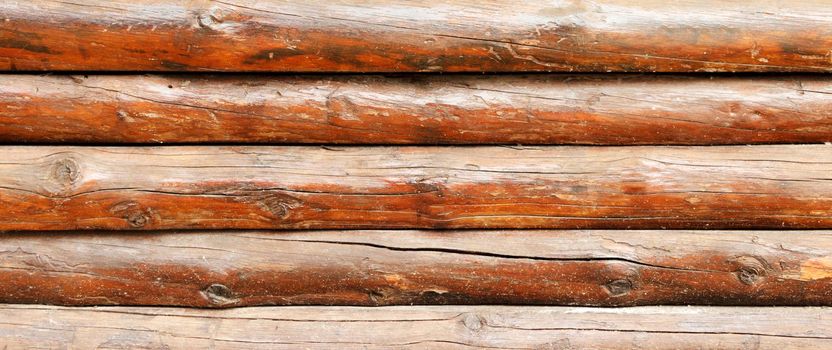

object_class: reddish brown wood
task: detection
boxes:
[3,75,832,144]
[2,1,832,72]
[1,230,831,307]
[2,304,831,349]
[3,145,832,230]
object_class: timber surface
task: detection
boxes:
[1,304,831,349]
[4,145,832,230]
[4,75,832,144]
[1,230,832,307]
[2,1,832,72]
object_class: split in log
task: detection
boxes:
[4,145,832,230]
[1,230,831,307]
[3,74,832,145]
[1,304,831,349]
[2,1,832,72]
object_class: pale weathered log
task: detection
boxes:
[3,74,832,144]
[4,145,832,230]
[1,304,830,349]
[1,230,831,307]
[2,1,832,72]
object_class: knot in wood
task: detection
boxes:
[257,193,302,220]
[367,289,387,305]
[109,201,152,229]
[116,110,134,123]
[734,256,768,285]
[462,313,484,331]
[202,283,238,306]
[51,158,79,186]
[604,279,633,297]
[197,7,225,28]
[125,212,149,228]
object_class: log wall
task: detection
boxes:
[3,145,832,230]
[2,1,832,72]
[2,75,832,145]
[2,1,832,347]
[2,305,830,349]
[1,230,831,307]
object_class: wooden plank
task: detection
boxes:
[4,145,832,230]
[4,74,832,145]
[1,304,830,349]
[2,1,832,72]
[2,230,832,307]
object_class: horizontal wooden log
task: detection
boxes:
[2,230,832,307]
[4,145,832,230]
[2,1,832,72]
[2,304,830,349]
[4,75,832,144]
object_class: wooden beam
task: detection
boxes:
[4,145,832,230]
[3,74,832,145]
[2,1,832,72]
[1,230,832,307]
[1,304,830,348]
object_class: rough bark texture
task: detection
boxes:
[1,304,831,349]
[4,145,832,230]
[3,1,832,72]
[1,230,831,307]
[3,74,832,145]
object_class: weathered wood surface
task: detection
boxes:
[2,230,832,307]
[1,304,830,349]
[4,75,832,145]
[4,145,832,230]
[2,1,832,72]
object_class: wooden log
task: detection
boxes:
[2,1,832,72]
[1,304,830,349]
[4,74,832,145]
[4,145,832,230]
[2,230,832,307]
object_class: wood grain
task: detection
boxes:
[2,1,832,72]
[4,74,832,145]
[1,304,831,349]
[2,230,832,307]
[4,145,832,230]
